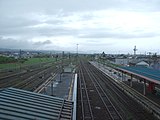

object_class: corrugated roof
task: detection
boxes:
[119,66,160,84]
[0,88,73,120]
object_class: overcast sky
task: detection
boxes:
[0,0,160,54]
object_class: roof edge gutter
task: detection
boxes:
[72,73,77,120]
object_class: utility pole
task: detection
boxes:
[19,49,22,72]
[148,52,152,66]
[60,51,64,82]
[133,46,137,56]
[51,81,53,96]
[77,44,79,57]
[76,44,79,66]
[19,49,22,59]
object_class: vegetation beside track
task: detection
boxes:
[0,56,17,64]
[0,57,57,70]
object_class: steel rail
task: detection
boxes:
[21,68,60,92]
[0,66,51,88]
[14,67,54,89]
[82,62,123,120]
[93,62,160,110]
[90,65,128,104]
[90,65,135,119]
[90,62,159,120]
[78,64,94,120]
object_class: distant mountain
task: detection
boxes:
[0,48,19,52]
[0,48,68,54]
[0,48,89,54]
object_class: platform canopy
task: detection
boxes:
[0,88,73,120]
[117,66,160,84]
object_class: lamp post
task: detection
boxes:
[76,44,79,57]
[76,44,79,65]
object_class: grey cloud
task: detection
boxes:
[0,36,31,49]
[78,32,159,39]
[79,13,94,21]
[1,0,160,16]
[85,40,115,46]
[0,12,77,37]
[38,27,78,37]
[34,40,52,46]
[0,20,78,38]
[0,15,41,36]
[45,19,64,25]
[0,0,160,52]
[0,0,159,38]
[0,16,37,29]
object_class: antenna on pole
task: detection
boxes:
[19,49,22,59]
[133,46,137,56]
[76,44,79,57]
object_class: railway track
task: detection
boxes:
[77,61,123,120]
[77,60,157,120]
[91,61,160,119]
[15,67,60,91]
[78,65,94,119]
[90,63,157,120]
[0,61,53,79]
[0,66,49,87]
[0,64,60,92]
[83,63,123,120]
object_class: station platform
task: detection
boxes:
[40,72,78,120]
[90,61,160,107]
[41,73,75,100]
[124,80,160,106]
[119,66,160,84]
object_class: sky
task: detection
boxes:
[0,0,160,54]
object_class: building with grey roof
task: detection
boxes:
[0,88,73,120]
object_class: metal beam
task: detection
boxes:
[130,74,133,87]
[143,79,146,96]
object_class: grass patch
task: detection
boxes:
[0,63,19,69]
[0,58,56,70]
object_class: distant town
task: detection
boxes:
[0,48,63,59]
[0,47,160,71]
[96,52,160,72]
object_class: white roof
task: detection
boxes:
[136,61,149,66]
